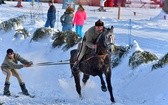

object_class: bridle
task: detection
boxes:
[97,26,115,54]
[104,31,114,54]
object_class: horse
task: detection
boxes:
[70,26,115,103]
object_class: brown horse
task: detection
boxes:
[70,26,115,103]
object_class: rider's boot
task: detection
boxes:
[3,82,11,96]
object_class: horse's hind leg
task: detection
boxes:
[82,74,90,85]
[99,74,107,92]
[73,72,82,97]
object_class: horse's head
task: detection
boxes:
[97,26,115,54]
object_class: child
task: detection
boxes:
[73,4,87,37]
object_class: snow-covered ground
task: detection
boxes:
[0,1,168,105]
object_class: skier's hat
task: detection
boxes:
[7,48,14,54]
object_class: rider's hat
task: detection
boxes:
[95,19,104,26]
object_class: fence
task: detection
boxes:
[113,18,168,56]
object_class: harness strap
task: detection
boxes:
[84,54,108,62]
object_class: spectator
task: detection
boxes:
[45,1,56,28]
[163,0,168,13]
[15,0,23,8]
[73,4,87,37]
[60,7,74,31]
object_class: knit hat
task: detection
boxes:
[95,19,104,26]
[7,48,14,54]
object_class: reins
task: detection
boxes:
[82,28,114,63]
[82,53,109,63]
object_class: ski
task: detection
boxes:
[18,92,35,98]
[12,94,20,98]
[0,94,19,98]
[27,94,35,98]
[2,93,35,98]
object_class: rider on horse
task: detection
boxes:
[70,20,115,103]
[73,19,106,71]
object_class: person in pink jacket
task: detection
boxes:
[73,4,87,37]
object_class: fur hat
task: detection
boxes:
[7,48,14,54]
[95,19,104,26]
[66,7,74,13]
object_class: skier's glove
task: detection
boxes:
[24,61,33,67]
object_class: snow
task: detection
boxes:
[0,1,168,105]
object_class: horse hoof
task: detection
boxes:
[79,94,83,100]
[101,86,107,92]
[82,78,87,84]
[111,101,115,104]
[111,101,115,105]
[111,98,115,104]
[102,88,107,92]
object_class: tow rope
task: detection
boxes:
[33,59,72,67]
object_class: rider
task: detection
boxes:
[1,48,33,96]
[73,19,105,70]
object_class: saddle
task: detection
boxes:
[74,48,95,68]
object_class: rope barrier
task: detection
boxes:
[124,7,155,17]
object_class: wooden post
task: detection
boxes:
[118,3,121,19]
[31,0,34,7]
[129,19,132,45]
[164,15,166,20]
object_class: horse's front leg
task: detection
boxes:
[99,74,107,92]
[82,74,90,85]
[105,68,115,103]
[73,70,82,97]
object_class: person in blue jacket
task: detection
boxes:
[60,7,74,31]
[45,1,56,28]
